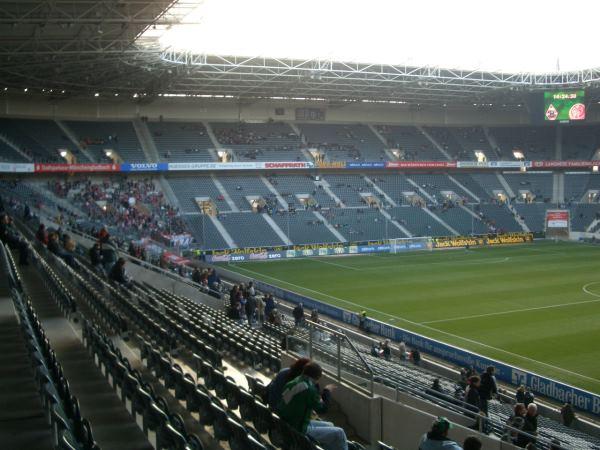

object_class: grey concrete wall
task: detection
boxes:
[0,93,543,126]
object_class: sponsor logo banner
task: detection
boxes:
[168,162,262,171]
[433,233,533,249]
[316,161,347,169]
[486,161,531,168]
[546,210,569,228]
[263,161,315,169]
[34,163,120,173]
[456,161,490,168]
[532,160,600,168]
[386,161,457,169]
[346,162,386,169]
[120,163,168,172]
[0,163,35,173]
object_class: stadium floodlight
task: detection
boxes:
[59,150,68,158]
[513,150,525,160]
[105,149,113,157]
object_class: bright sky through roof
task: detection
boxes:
[157,0,596,73]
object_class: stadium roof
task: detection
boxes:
[2,0,600,106]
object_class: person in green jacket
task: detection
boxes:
[278,362,348,450]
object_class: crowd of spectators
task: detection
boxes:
[215,123,299,148]
[48,177,186,239]
[226,282,278,326]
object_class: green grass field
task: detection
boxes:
[224,241,600,394]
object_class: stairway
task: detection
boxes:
[379,208,412,238]
[208,215,237,248]
[203,122,223,150]
[417,125,452,160]
[313,211,346,242]
[0,293,54,450]
[367,124,397,161]
[262,213,293,245]
[55,120,95,162]
[422,208,459,236]
[132,119,159,163]
[0,134,33,162]
[19,266,153,450]
[495,173,515,198]
[482,127,502,159]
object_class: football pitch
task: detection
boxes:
[223,241,600,394]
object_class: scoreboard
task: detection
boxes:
[544,90,585,122]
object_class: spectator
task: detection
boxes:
[398,340,407,360]
[101,244,118,272]
[269,308,282,326]
[381,339,391,360]
[266,357,311,410]
[465,376,481,411]
[411,349,421,365]
[293,303,304,326]
[358,310,367,331]
[47,232,62,255]
[517,403,538,448]
[245,294,256,326]
[310,309,320,323]
[109,258,129,285]
[192,267,202,284]
[516,385,535,407]
[462,436,482,450]
[560,402,576,427]
[371,342,382,358]
[431,379,442,393]
[279,362,348,450]
[502,403,526,445]
[479,366,497,415]
[264,294,276,318]
[36,223,48,245]
[256,296,265,324]
[418,417,462,450]
[89,242,104,273]
[97,226,110,244]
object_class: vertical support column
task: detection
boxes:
[556,123,563,160]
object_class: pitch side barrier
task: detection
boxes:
[5,159,600,173]
[201,233,533,262]
[250,278,600,418]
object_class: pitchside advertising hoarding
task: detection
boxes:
[205,233,532,262]
[248,278,600,416]
[546,210,569,228]
[0,163,34,173]
[10,159,600,173]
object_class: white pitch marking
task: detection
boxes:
[421,294,600,325]
[229,264,600,386]
[309,257,362,271]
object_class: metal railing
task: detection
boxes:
[285,319,375,396]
